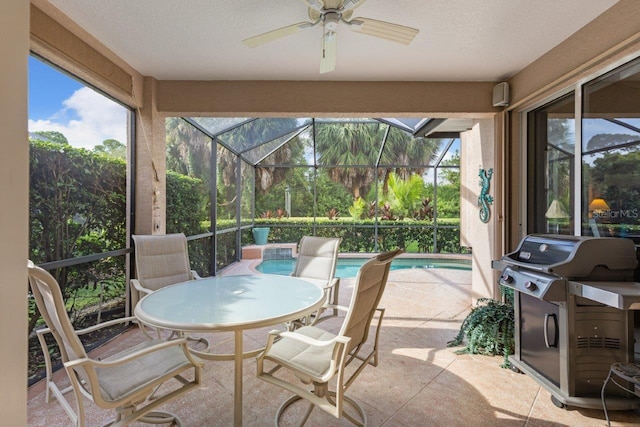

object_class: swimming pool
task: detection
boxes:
[256,257,471,277]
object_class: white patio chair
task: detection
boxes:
[28,260,203,427]
[131,233,201,306]
[257,249,403,426]
[291,236,341,324]
[131,233,208,345]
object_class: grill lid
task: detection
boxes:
[502,234,637,280]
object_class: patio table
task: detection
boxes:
[134,274,324,427]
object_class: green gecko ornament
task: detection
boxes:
[478,168,493,223]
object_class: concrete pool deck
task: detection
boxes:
[27,261,640,426]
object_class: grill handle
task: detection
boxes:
[544,313,558,348]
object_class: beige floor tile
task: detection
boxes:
[27,265,640,427]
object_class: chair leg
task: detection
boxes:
[602,369,613,427]
[275,395,315,427]
[107,408,183,427]
[275,391,366,427]
[325,392,366,427]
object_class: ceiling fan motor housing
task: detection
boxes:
[323,11,341,31]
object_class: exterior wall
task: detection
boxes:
[504,0,640,250]
[509,0,640,110]
[1,0,29,425]
[460,119,500,301]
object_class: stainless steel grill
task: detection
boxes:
[492,234,640,410]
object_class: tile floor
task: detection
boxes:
[27,261,640,426]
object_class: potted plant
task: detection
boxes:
[447,287,515,368]
[252,227,270,245]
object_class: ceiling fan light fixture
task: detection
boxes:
[323,11,341,31]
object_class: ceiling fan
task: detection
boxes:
[242,0,419,74]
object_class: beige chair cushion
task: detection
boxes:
[133,233,193,291]
[266,326,337,379]
[96,339,197,402]
[293,236,340,283]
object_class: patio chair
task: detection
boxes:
[131,233,201,306]
[28,260,203,427]
[131,233,208,345]
[291,236,342,325]
[256,249,403,426]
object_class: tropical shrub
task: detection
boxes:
[348,197,367,219]
[447,287,515,368]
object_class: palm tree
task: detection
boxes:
[220,118,304,194]
[380,128,441,195]
[165,117,211,182]
[315,122,384,198]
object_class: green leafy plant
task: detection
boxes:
[448,288,514,368]
[348,197,366,220]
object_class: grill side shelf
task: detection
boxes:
[568,281,640,310]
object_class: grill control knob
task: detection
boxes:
[501,273,514,284]
[525,281,537,291]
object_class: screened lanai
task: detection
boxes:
[165,117,466,276]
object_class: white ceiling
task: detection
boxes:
[49,0,618,82]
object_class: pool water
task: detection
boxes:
[256,257,471,278]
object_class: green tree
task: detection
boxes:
[94,139,126,159]
[30,130,69,145]
[29,139,126,332]
[380,128,441,194]
[315,122,383,198]
[315,170,353,217]
[166,117,211,181]
[588,150,640,224]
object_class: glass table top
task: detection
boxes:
[135,274,324,331]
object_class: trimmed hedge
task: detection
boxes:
[233,218,465,253]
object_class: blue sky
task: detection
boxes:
[28,56,128,149]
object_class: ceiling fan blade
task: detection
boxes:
[242,22,313,48]
[342,0,368,11]
[322,0,343,8]
[300,0,324,12]
[349,17,418,45]
[320,31,337,74]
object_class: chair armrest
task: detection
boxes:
[191,270,202,280]
[325,277,339,290]
[321,303,349,313]
[130,279,152,295]
[65,337,202,370]
[278,330,350,348]
[72,316,138,336]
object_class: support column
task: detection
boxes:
[460,118,502,301]
[135,76,166,235]
[0,0,29,424]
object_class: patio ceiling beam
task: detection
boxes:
[155,81,500,117]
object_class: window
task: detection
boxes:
[528,93,575,234]
[28,55,131,384]
[582,58,640,240]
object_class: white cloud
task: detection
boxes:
[29,87,128,150]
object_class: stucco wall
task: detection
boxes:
[461,119,499,301]
[1,0,29,425]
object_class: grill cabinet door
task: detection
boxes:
[520,293,561,386]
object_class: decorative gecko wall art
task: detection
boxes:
[478,167,493,223]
